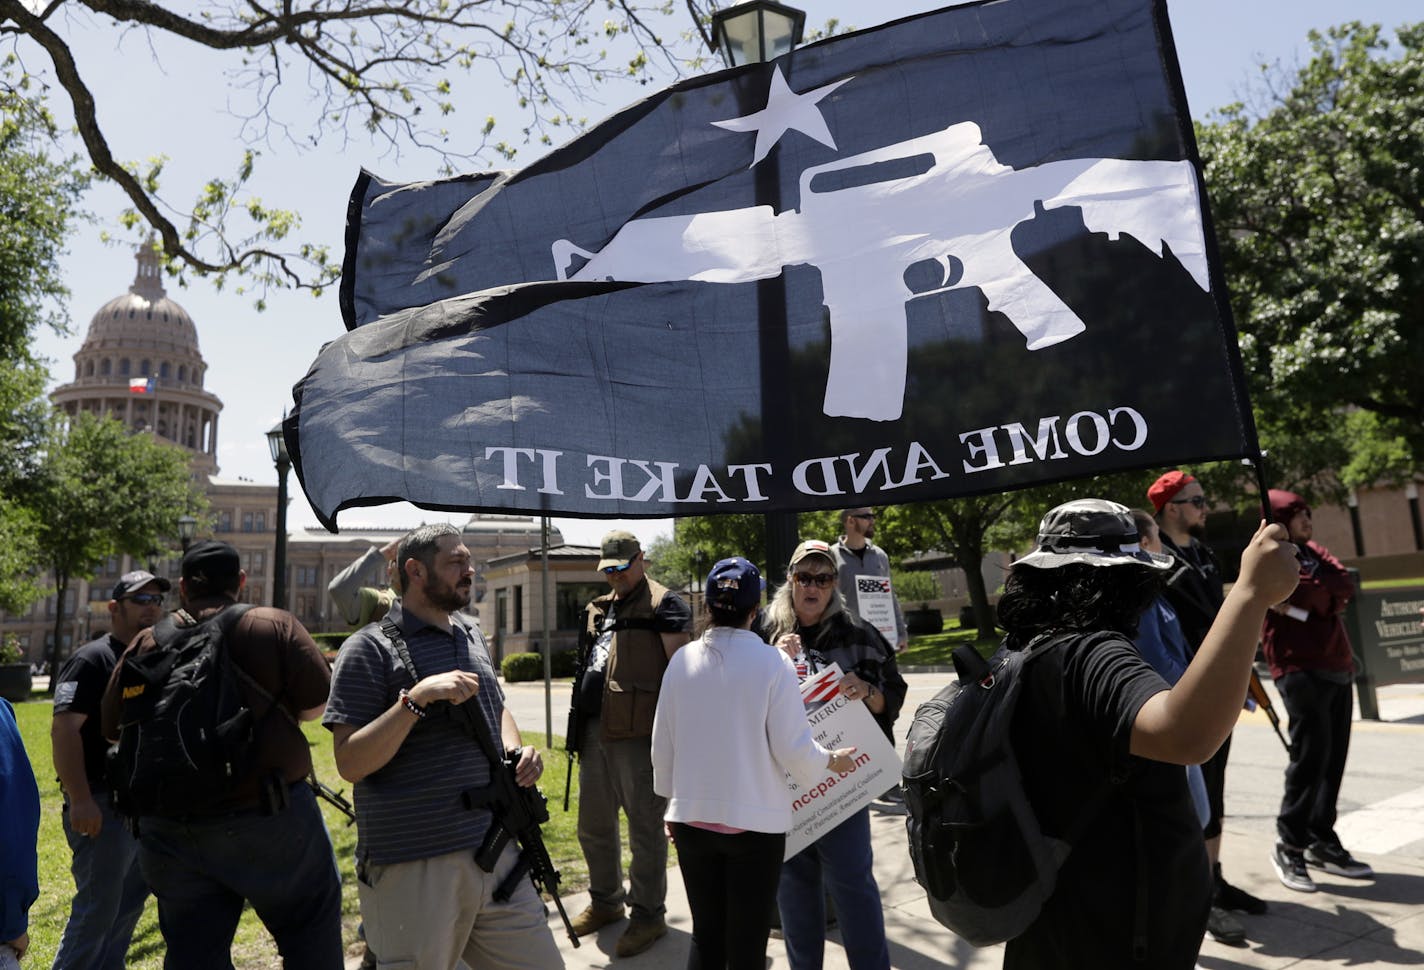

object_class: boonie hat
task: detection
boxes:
[181,540,242,589]
[706,557,764,611]
[598,530,642,571]
[111,570,171,600]
[1147,470,1196,513]
[788,539,835,569]
[1015,499,1173,571]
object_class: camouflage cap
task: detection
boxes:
[598,530,642,571]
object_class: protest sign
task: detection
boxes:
[854,575,899,644]
[785,663,901,860]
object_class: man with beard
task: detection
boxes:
[1150,471,1266,946]
[830,508,908,654]
[325,523,562,968]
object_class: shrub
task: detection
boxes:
[501,652,544,682]
[892,569,942,606]
[502,649,579,681]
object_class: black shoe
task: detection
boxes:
[1271,841,1317,893]
[1205,905,1247,946]
[1215,875,1268,915]
[1305,841,1374,879]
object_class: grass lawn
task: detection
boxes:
[12,696,608,969]
[1361,576,1424,589]
[899,617,1000,666]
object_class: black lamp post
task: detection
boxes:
[266,420,290,610]
[709,0,806,587]
[176,514,197,553]
[710,0,805,66]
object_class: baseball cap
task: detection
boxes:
[705,557,764,611]
[1147,470,1196,513]
[788,539,835,569]
[1015,499,1172,571]
[598,530,642,571]
[111,570,171,600]
[181,540,242,589]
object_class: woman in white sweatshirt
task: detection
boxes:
[651,557,856,970]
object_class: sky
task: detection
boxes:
[25,0,1418,549]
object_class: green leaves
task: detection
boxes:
[1199,21,1424,471]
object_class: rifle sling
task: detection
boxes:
[378,617,506,768]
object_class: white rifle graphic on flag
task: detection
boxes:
[552,69,1210,422]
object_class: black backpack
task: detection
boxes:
[901,632,1126,947]
[108,604,264,818]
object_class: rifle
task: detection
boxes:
[462,750,579,948]
[563,611,596,811]
[309,771,356,825]
[378,616,579,946]
[1247,669,1291,756]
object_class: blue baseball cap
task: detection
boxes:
[706,557,764,611]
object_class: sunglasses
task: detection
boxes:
[793,572,836,589]
[123,593,164,605]
[850,513,876,521]
[1170,495,1208,508]
[602,556,637,575]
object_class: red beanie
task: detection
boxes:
[1268,489,1309,523]
[1147,471,1196,514]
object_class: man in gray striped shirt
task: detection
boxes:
[325,524,562,969]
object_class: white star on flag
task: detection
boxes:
[712,66,853,167]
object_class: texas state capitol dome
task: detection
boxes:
[50,245,222,476]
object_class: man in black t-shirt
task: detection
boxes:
[999,500,1298,969]
[50,570,165,970]
[1150,470,1267,944]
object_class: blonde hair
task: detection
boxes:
[763,555,845,646]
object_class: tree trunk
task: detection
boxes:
[960,547,996,641]
[47,572,69,689]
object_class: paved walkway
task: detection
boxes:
[356,676,1424,969]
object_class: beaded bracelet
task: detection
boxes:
[399,688,428,719]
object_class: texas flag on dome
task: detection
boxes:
[128,377,155,395]
[286,0,1258,531]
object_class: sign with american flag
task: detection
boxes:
[785,662,900,859]
[855,575,899,644]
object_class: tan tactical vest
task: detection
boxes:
[585,578,672,741]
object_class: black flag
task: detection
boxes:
[291,0,1256,530]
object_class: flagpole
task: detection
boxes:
[540,513,553,748]
[711,2,808,587]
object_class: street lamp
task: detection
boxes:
[709,0,806,586]
[710,0,805,66]
[176,514,197,552]
[266,419,290,610]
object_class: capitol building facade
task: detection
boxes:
[1,248,596,667]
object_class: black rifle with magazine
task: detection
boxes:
[379,617,578,947]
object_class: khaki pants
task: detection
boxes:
[357,842,564,970]
[577,718,668,919]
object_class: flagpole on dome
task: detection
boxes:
[709,0,806,587]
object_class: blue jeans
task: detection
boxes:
[54,790,149,970]
[776,808,889,970]
[137,782,343,970]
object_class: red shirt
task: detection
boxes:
[1261,541,1356,679]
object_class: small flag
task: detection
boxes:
[128,377,155,395]
[857,578,891,595]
